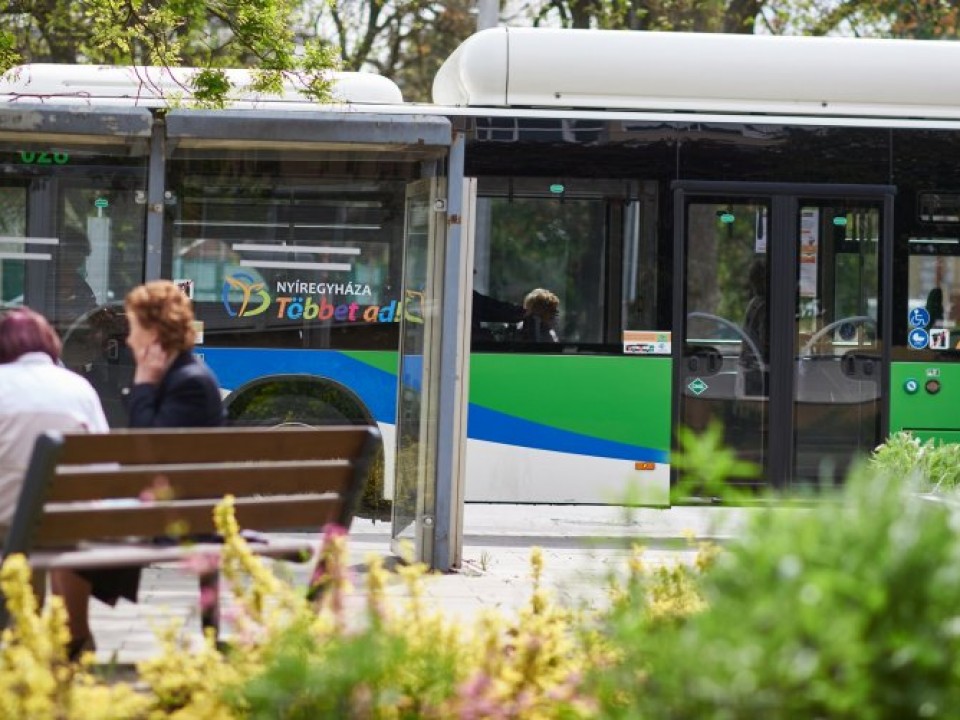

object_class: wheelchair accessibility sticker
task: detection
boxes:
[909,307,930,328]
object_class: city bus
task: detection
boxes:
[2,27,960,509]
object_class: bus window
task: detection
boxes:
[472,178,656,353]
[166,153,412,352]
[906,247,960,350]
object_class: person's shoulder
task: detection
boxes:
[168,353,220,387]
[49,364,103,397]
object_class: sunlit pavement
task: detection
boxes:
[87,505,758,664]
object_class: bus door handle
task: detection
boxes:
[685,347,723,376]
[841,352,879,380]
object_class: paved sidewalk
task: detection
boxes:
[88,505,755,664]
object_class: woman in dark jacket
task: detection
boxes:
[125,281,223,428]
[53,280,223,659]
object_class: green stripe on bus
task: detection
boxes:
[469,354,672,448]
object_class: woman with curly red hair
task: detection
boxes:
[124,280,224,427]
[53,280,224,658]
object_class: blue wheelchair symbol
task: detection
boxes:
[908,328,929,350]
[909,307,931,328]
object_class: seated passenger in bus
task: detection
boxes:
[520,288,560,343]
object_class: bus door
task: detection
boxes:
[674,183,893,491]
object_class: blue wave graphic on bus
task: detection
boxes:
[199,347,664,463]
[199,348,397,422]
[468,405,669,464]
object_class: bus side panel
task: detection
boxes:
[889,361,960,444]
[200,347,673,506]
[465,354,672,505]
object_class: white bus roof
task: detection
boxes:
[0,64,404,108]
[433,27,960,121]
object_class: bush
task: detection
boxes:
[0,498,607,719]
[871,431,960,492]
[591,466,960,719]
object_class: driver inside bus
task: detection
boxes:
[520,288,560,343]
[55,228,97,328]
[740,258,768,396]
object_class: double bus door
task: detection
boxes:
[674,183,893,490]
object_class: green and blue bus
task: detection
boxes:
[3,27,960,508]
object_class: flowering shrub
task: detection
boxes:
[0,495,709,719]
[0,555,150,719]
[10,459,954,719]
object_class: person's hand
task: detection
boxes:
[133,341,174,385]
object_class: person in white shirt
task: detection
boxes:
[0,307,108,658]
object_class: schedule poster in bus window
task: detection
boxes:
[623,330,671,355]
[799,208,819,298]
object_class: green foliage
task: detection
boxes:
[672,421,760,501]
[192,68,234,109]
[7,424,960,718]
[5,0,960,106]
[870,431,927,480]
[0,0,340,106]
[232,620,420,719]
[359,444,391,521]
[592,466,960,719]
[0,30,19,73]
[871,431,960,492]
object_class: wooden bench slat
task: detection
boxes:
[57,426,372,465]
[49,461,353,501]
[34,495,345,545]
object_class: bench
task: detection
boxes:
[0,425,381,637]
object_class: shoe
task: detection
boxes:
[67,635,96,662]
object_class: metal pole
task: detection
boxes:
[432,131,468,572]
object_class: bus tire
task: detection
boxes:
[224,374,389,520]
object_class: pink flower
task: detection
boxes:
[199,585,219,611]
[181,552,220,576]
[321,523,347,541]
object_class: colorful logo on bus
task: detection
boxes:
[222,272,271,317]
[221,272,423,324]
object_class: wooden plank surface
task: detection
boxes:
[35,495,343,545]
[48,460,353,501]
[57,426,374,465]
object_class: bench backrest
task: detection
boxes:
[3,425,381,556]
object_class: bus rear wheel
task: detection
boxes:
[225,375,389,520]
